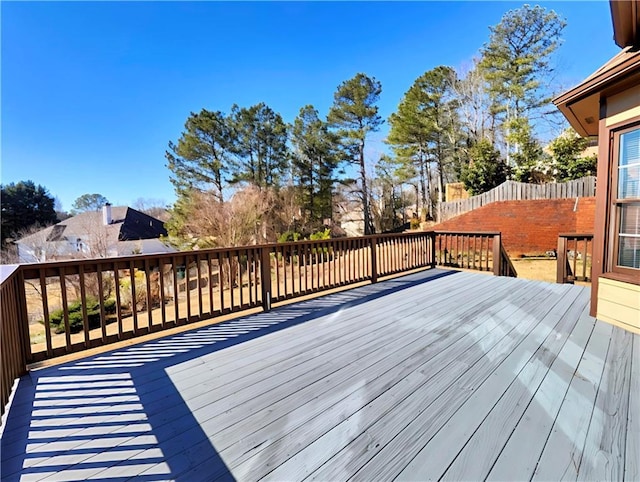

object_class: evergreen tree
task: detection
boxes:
[480,5,566,166]
[70,193,110,214]
[372,154,414,231]
[548,128,597,181]
[387,66,459,218]
[460,140,509,195]
[165,109,233,202]
[291,105,342,226]
[229,103,290,190]
[1,181,58,244]
[328,73,383,235]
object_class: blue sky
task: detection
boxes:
[1,1,619,213]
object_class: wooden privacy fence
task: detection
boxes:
[0,230,515,421]
[438,176,596,222]
[557,234,594,284]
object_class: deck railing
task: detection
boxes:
[0,230,515,420]
[434,231,517,277]
[556,234,594,284]
[1,266,29,422]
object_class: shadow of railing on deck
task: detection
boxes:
[1,269,457,481]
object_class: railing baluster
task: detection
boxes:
[113,264,124,339]
[582,238,588,281]
[238,251,244,308]
[58,267,71,351]
[229,253,235,309]
[196,254,203,316]
[172,256,180,322]
[144,259,153,330]
[97,264,107,342]
[206,254,214,316]
[185,255,193,319]
[129,261,138,333]
[39,272,53,358]
[217,253,224,313]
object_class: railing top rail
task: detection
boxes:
[0,264,20,286]
[4,231,436,276]
[558,233,594,238]
[433,230,502,236]
[274,231,432,247]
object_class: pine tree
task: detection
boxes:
[328,73,383,235]
[229,103,290,190]
[166,109,233,202]
[291,105,342,226]
[479,5,566,166]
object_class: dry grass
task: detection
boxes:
[510,258,558,283]
[510,257,591,286]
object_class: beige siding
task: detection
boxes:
[597,276,640,333]
[605,84,640,126]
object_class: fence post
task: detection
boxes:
[260,246,272,311]
[493,234,502,276]
[370,236,378,284]
[557,236,567,284]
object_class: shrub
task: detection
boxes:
[309,228,330,241]
[410,218,421,230]
[278,231,302,243]
[119,271,149,310]
[48,296,116,334]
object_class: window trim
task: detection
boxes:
[608,119,640,280]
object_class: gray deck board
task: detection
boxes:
[1,268,638,482]
[438,289,590,480]
[355,284,582,481]
[626,336,640,482]
[150,276,515,481]
[234,281,535,481]
[578,325,633,481]
[485,303,596,481]
[532,319,614,481]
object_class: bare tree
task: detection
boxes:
[453,60,498,151]
[132,198,170,221]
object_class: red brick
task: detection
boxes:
[433,197,596,257]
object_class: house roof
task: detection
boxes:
[18,206,168,246]
[553,1,640,136]
[611,0,640,48]
[553,47,640,136]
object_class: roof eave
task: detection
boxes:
[611,0,640,48]
[553,48,640,136]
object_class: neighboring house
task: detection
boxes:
[17,204,175,262]
[554,0,640,333]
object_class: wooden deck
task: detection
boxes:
[1,269,638,481]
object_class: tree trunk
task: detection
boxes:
[359,141,374,235]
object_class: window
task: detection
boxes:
[613,126,640,273]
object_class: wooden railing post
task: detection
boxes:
[260,246,272,312]
[429,232,436,268]
[370,236,378,284]
[16,270,31,366]
[557,236,567,284]
[493,234,501,276]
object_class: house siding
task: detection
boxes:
[605,84,640,126]
[597,277,640,334]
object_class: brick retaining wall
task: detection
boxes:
[433,197,596,257]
